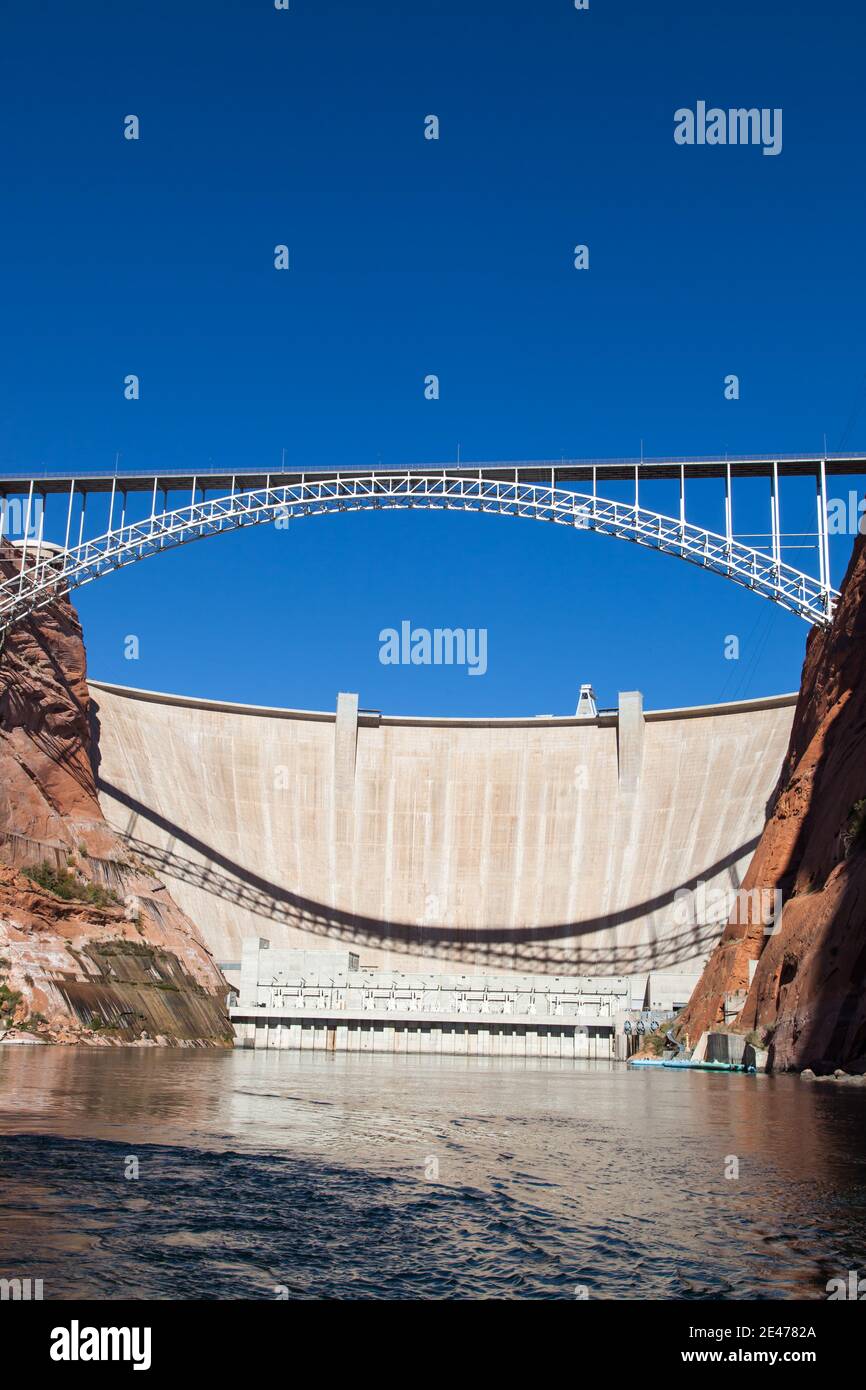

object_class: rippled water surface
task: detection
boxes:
[1,1047,865,1299]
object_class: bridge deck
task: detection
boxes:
[1,452,865,496]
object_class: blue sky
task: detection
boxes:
[2,0,865,715]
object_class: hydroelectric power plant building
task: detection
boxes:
[88,679,797,1053]
[231,945,631,1059]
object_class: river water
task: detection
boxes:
[1,1047,864,1300]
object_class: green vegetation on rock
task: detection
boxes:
[0,981,22,1020]
[843,799,866,858]
[22,861,121,910]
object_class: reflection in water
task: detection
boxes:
[1,1047,864,1300]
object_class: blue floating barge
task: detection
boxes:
[628,1056,754,1073]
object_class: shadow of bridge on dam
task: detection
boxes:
[98,779,758,976]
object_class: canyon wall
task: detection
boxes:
[0,549,231,1045]
[678,532,866,1072]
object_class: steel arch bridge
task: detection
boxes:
[0,453,858,636]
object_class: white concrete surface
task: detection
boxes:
[90,682,795,996]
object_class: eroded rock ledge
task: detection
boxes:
[0,547,231,1046]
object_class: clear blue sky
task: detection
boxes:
[2,0,865,715]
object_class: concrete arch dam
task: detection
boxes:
[89,682,796,997]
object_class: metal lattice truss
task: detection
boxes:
[0,471,840,635]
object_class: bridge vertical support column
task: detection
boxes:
[17,481,34,592]
[816,465,829,594]
[63,479,74,554]
[617,691,644,792]
[725,461,732,540]
[34,493,45,581]
[819,457,831,596]
[771,460,781,571]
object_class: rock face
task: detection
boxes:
[678,532,866,1072]
[0,548,231,1045]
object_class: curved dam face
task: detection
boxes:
[89,683,796,996]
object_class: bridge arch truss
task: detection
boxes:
[0,464,843,634]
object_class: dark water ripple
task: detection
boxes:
[0,1134,610,1299]
[1,1048,865,1299]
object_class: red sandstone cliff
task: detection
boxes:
[0,549,231,1045]
[678,532,866,1072]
